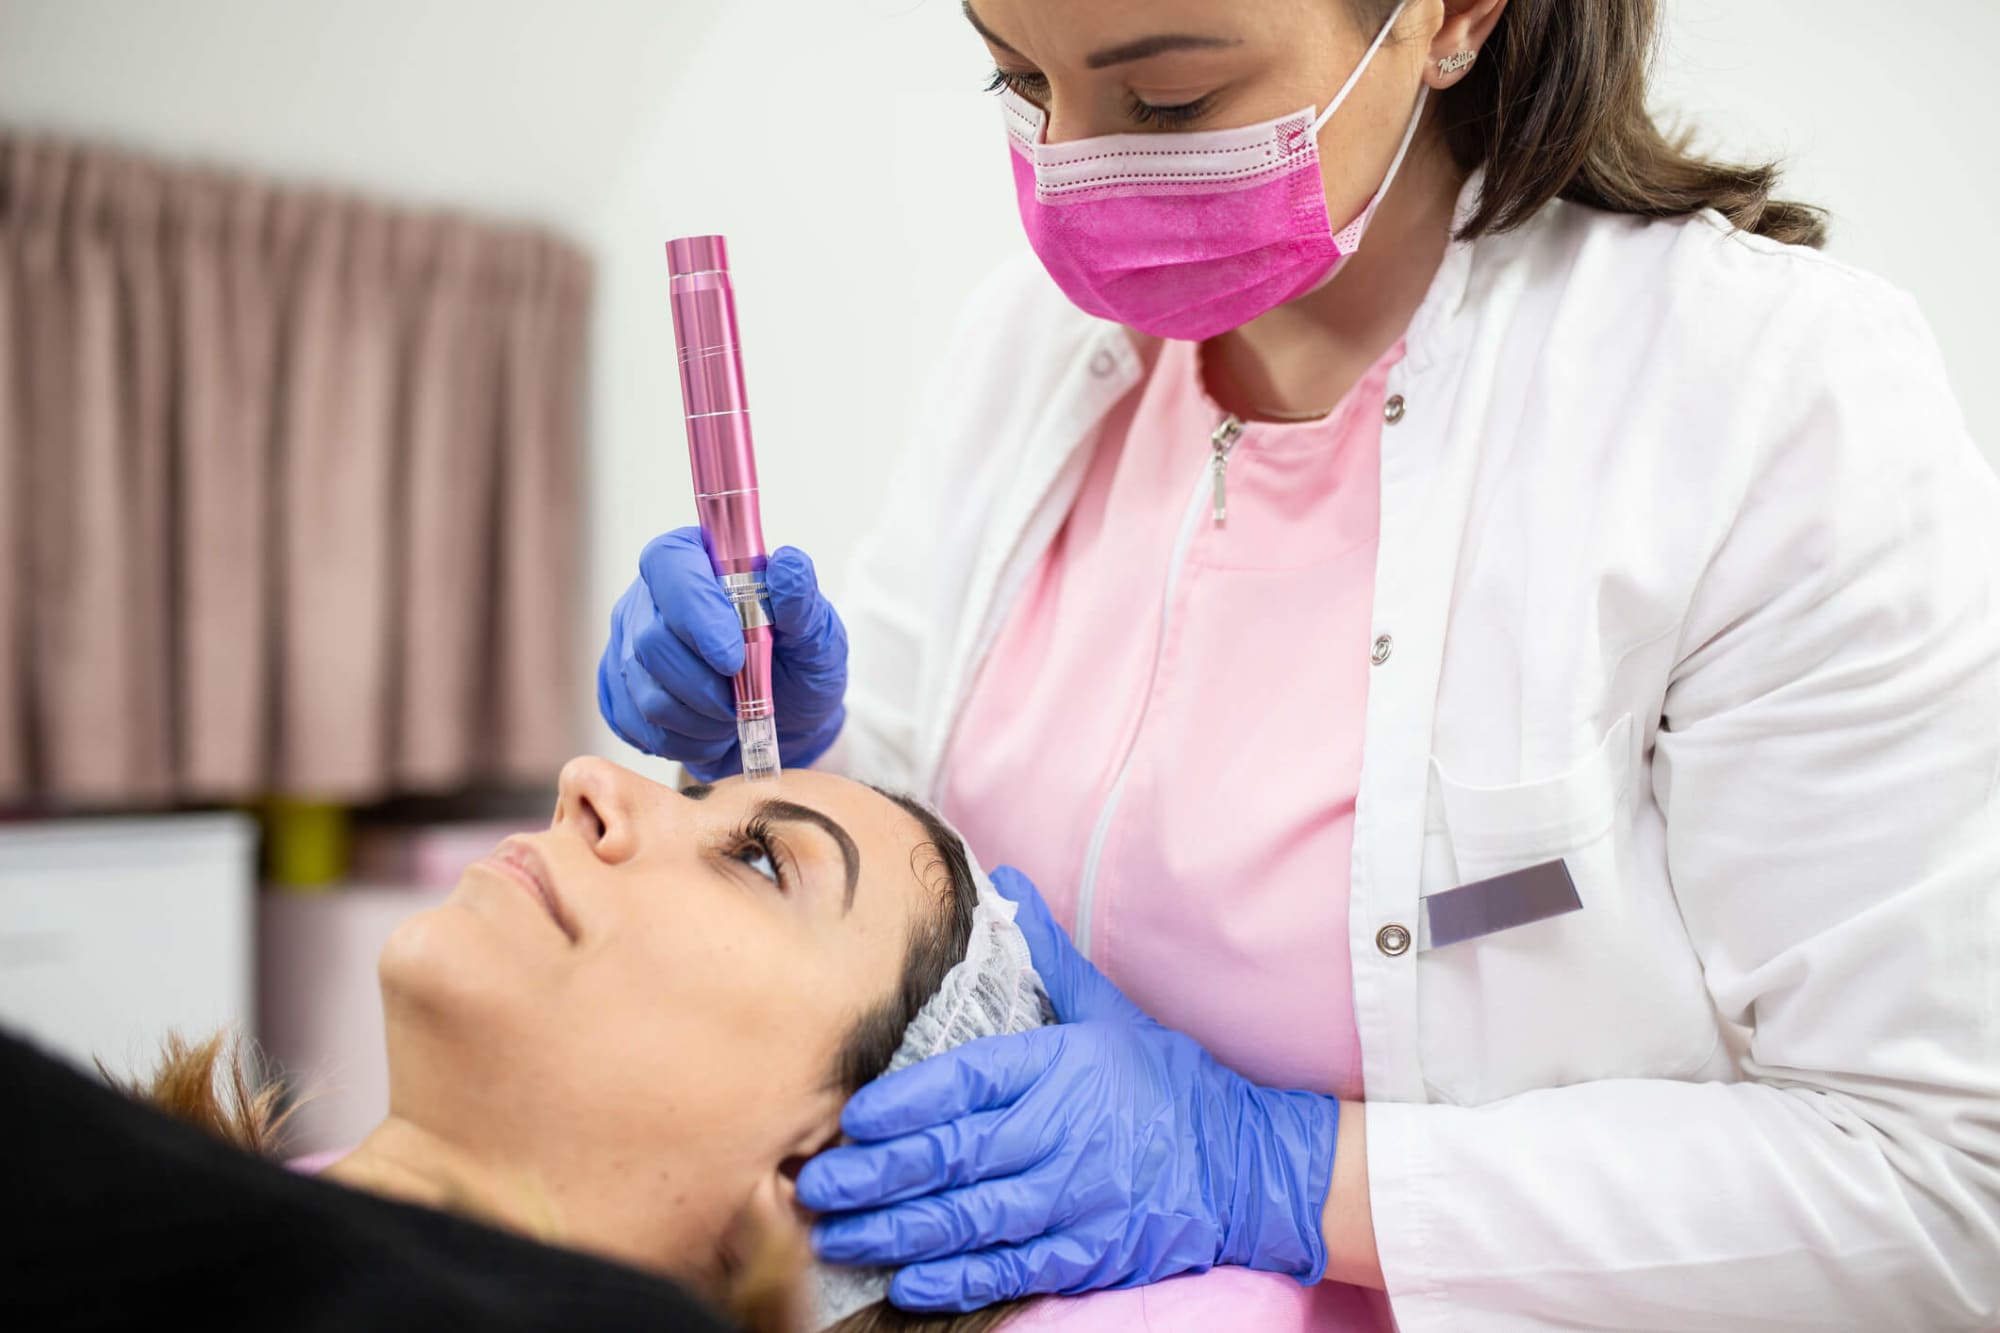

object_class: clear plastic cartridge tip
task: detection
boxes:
[738,715,782,784]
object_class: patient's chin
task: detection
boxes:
[378,909,460,1001]
[376,906,537,1044]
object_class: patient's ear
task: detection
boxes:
[720,1113,843,1329]
[730,1094,844,1249]
[773,1114,846,1221]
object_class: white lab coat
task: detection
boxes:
[821,178,2000,1329]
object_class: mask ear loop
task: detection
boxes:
[1339,83,1430,246]
[1312,0,1414,135]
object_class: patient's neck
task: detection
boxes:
[325,1115,563,1244]
[323,1113,741,1290]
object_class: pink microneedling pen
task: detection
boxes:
[665,234,780,783]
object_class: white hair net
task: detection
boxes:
[810,845,1056,1328]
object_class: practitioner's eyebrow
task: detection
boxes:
[681,783,861,912]
[964,0,1240,70]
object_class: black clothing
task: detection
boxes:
[1,1027,738,1331]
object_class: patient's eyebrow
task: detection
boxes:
[759,800,861,913]
[682,783,859,912]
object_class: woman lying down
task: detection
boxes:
[5,759,1038,1332]
[293,758,1054,1331]
[13,759,1350,1330]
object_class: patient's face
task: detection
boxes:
[377,757,950,1278]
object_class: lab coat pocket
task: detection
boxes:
[1417,713,1719,1105]
[1432,714,1632,877]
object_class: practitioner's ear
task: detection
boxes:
[1425,0,1510,90]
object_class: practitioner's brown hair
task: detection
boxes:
[1366,0,1827,247]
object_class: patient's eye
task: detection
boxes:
[727,819,786,890]
[736,841,778,884]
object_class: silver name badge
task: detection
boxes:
[1418,859,1583,951]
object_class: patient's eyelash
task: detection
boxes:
[725,816,788,891]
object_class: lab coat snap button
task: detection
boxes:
[1376,923,1412,957]
[1089,348,1118,378]
[1371,634,1394,665]
[1383,394,1406,424]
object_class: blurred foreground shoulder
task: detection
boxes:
[0,1027,737,1332]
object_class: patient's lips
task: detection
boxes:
[483,838,577,942]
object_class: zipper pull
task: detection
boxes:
[1210,415,1244,525]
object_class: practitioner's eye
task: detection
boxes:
[1127,92,1216,129]
[984,67,1049,103]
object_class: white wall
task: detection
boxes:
[0,0,718,230]
[580,0,1025,777]
[1651,0,2000,458]
[2,0,1995,781]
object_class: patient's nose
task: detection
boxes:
[554,756,644,864]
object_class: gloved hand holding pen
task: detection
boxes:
[598,526,849,782]
[798,866,1343,1311]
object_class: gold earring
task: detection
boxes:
[1438,49,1477,75]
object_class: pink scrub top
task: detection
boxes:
[941,336,1402,1331]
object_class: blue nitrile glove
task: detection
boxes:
[798,866,1341,1312]
[597,527,848,781]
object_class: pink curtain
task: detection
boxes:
[0,132,591,806]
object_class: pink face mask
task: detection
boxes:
[1003,0,1425,342]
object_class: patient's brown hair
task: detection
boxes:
[103,1030,293,1156]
